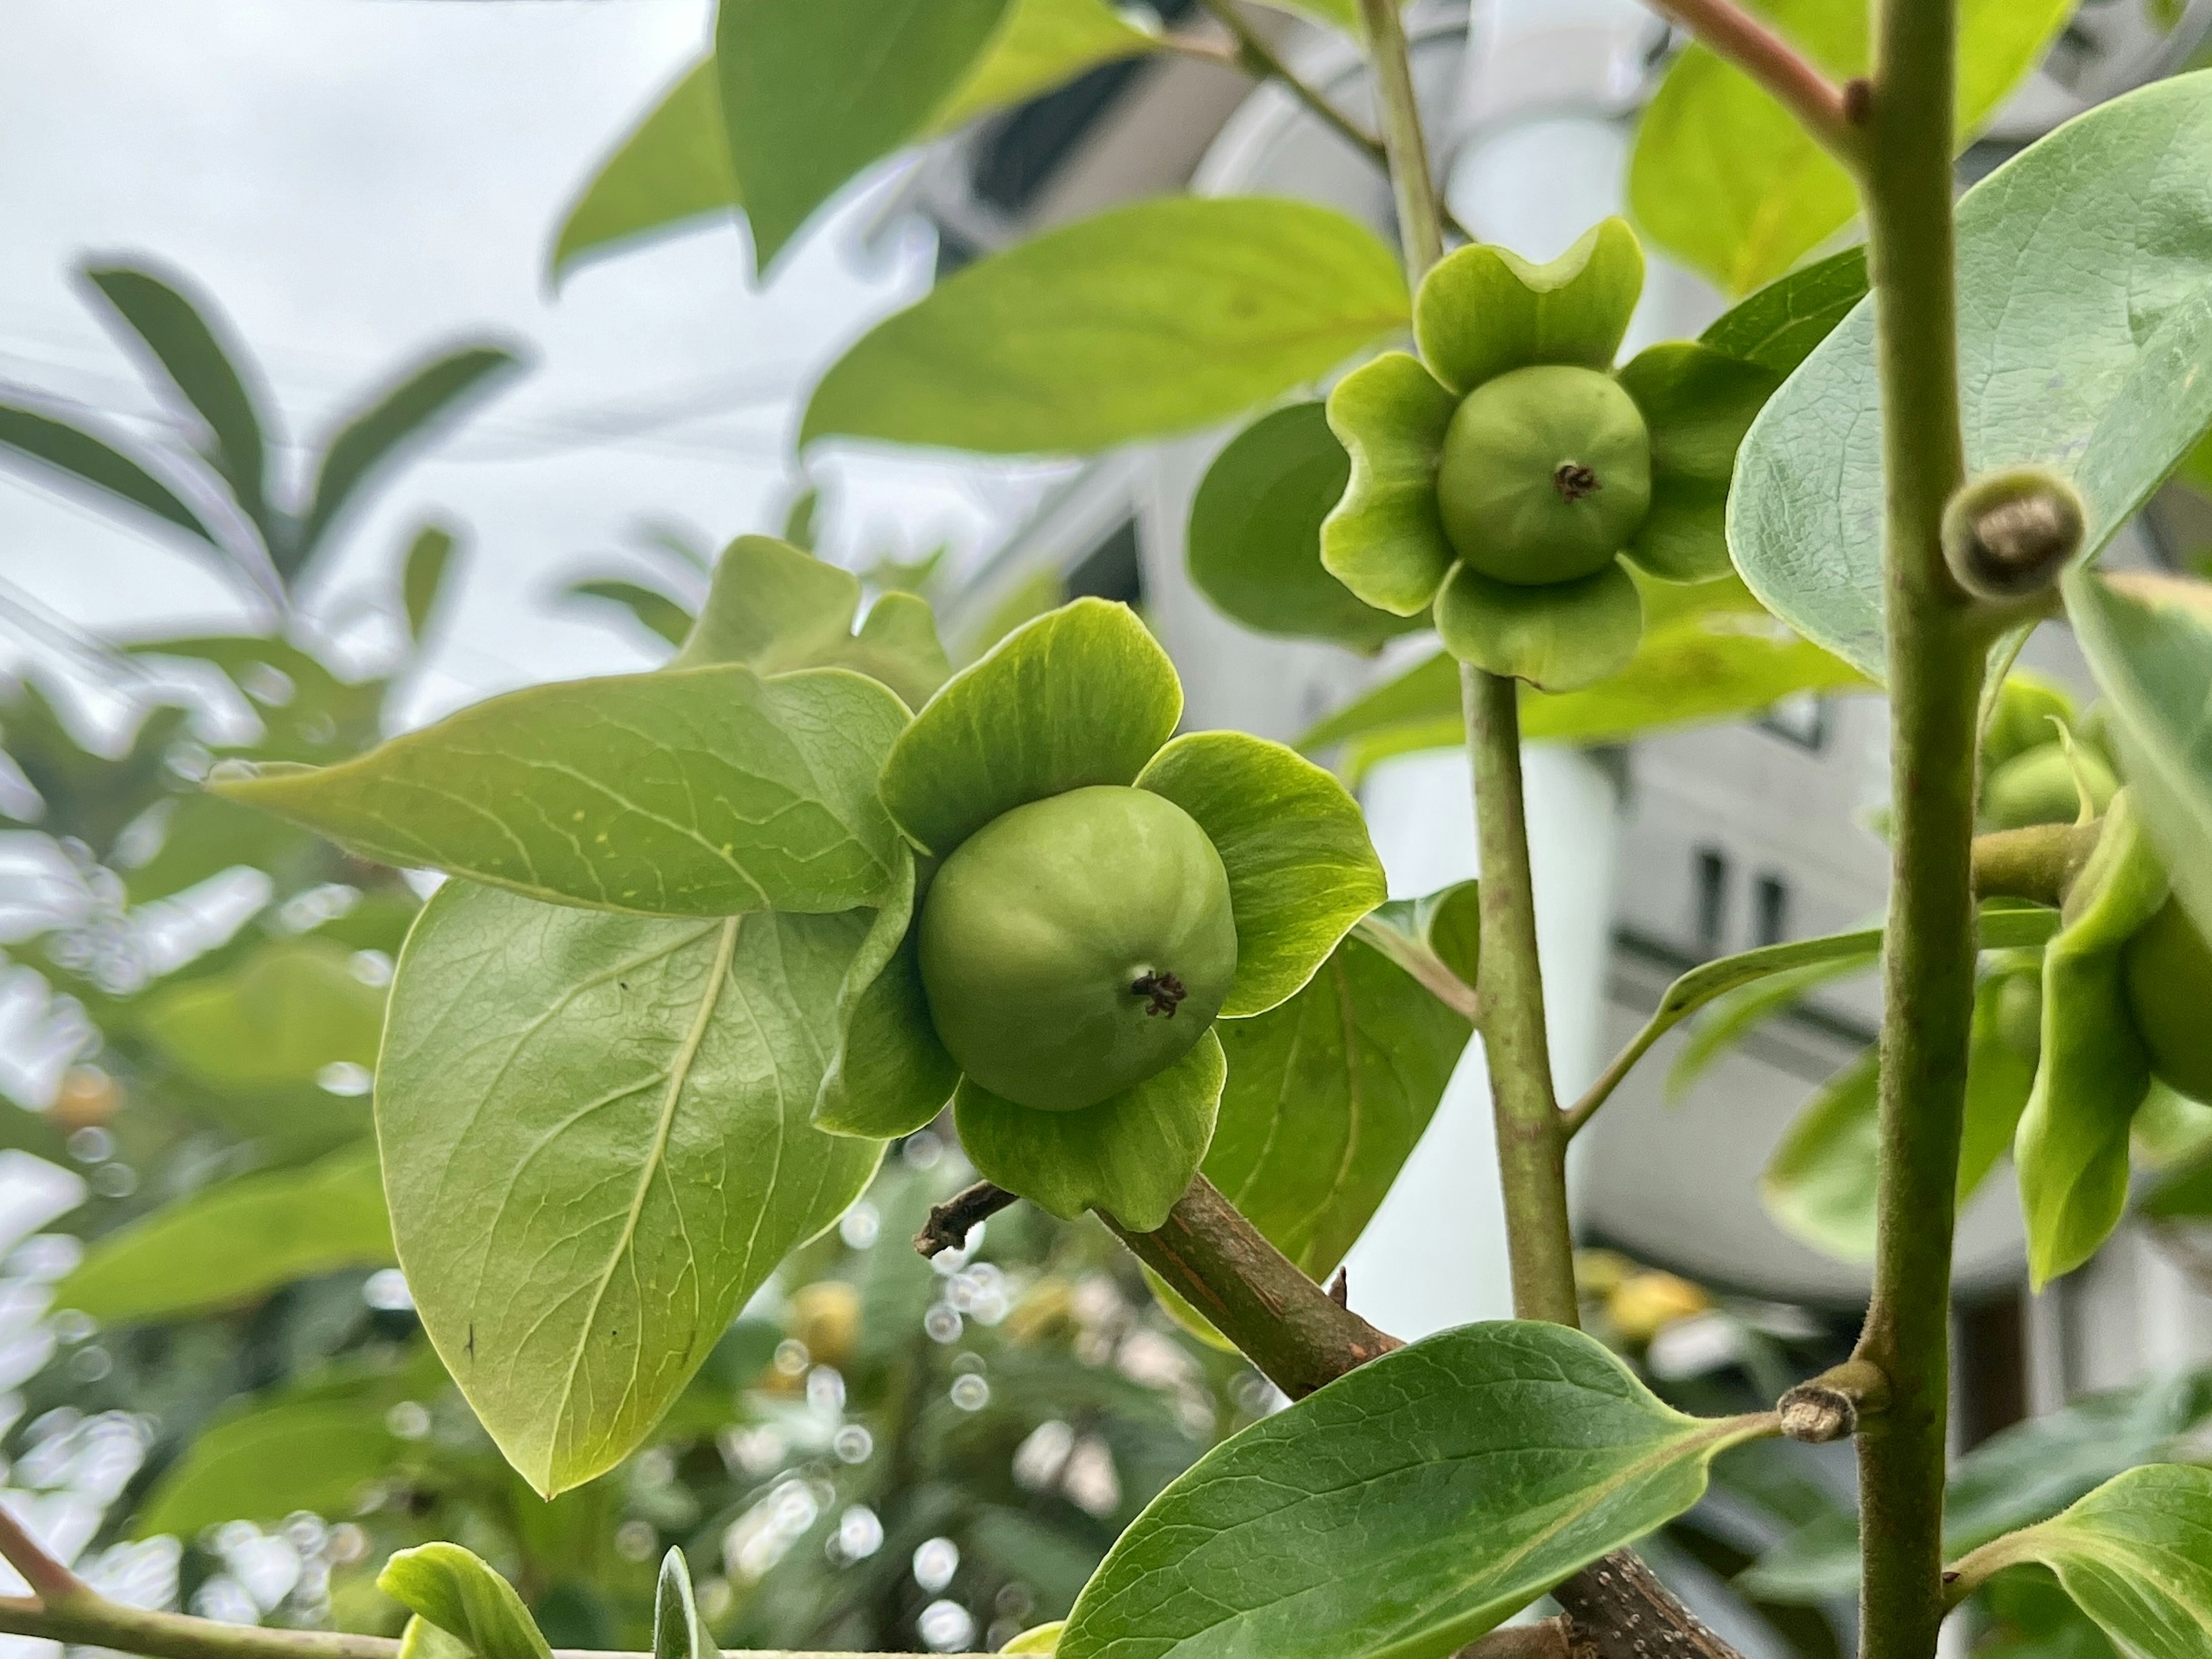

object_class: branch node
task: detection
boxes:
[1778,1359,1890,1443]
[913,1181,1018,1258]
[1843,76,1873,124]
[1327,1267,1349,1307]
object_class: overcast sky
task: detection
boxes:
[0,2,1060,732]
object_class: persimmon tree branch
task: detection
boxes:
[1638,0,1866,161]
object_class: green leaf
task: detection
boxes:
[377,881,883,1493]
[1137,730,1385,1018]
[1188,403,1425,650]
[653,1550,713,1659]
[84,263,271,529]
[2068,573,2212,946]
[138,938,385,1089]
[0,402,223,554]
[953,1029,1224,1231]
[211,662,909,916]
[1414,218,1644,396]
[379,1544,554,1659]
[296,346,522,576]
[565,579,696,649]
[1002,1623,1066,1654]
[1616,342,1781,584]
[1435,560,1643,692]
[1760,1048,1880,1262]
[2017,793,2169,1287]
[1206,929,1471,1279]
[1749,1367,2212,1604]
[881,599,1180,859]
[552,62,736,284]
[1320,352,1459,615]
[718,0,1012,274]
[1059,1321,1772,1659]
[1733,73,2212,681]
[56,1143,393,1323]
[399,1621,472,1659]
[672,535,950,709]
[1629,0,2070,296]
[802,198,1408,456]
[550,2,1157,283]
[1953,1464,2212,1659]
[402,522,461,641]
[1698,248,1867,377]
[1669,954,1874,1100]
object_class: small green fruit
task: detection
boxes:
[1982,743,2117,831]
[918,786,1238,1112]
[2123,900,2212,1103]
[1435,364,1652,586]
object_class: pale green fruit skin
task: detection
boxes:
[1982,743,2118,831]
[2122,899,2212,1102]
[1435,364,1652,586]
[918,786,1238,1113]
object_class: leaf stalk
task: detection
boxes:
[1639,0,1866,163]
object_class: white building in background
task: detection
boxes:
[907,0,2212,1436]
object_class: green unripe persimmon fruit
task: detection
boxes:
[2122,900,2212,1103]
[918,786,1238,1113]
[1435,364,1652,586]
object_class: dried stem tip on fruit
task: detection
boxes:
[1941,466,2085,601]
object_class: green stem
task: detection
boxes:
[1465,666,1579,1327]
[1852,2,1977,1656]
[1355,0,1444,277]
[1638,0,1863,161]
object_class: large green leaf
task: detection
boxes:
[1059,1321,1771,1659]
[379,1544,552,1659]
[84,264,271,529]
[1206,929,1471,1279]
[1733,73,2212,681]
[137,938,385,1089]
[1137,730,1387,1018]
[802,198,1408,456]
[2068,573,2212,946]
[880,599,1180,858]
[1187,403,1425,651]
[718,0,1011,275]
[294,346,521,576]
[1952,1465,2212,1659]
[550,0,1157,282]
[1748,1367,2212,1603]
[671,535,950,709]
[378,881,884,1494]
[1630,0,2069,296]
[56,1143,393,1323]
[211,663,909,916]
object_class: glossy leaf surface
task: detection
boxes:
[1733,74,2212,680]
[804,198,1407,455]
[213,663,909,916]
[1138,730,1386,1018]
[378,882,884,1493]
[881,599,1180,858]
[1207,929,1471,1278]
[1060,1321,1770,1659]
[56,1143,392,1322]
[1188,403,1423,650]
[1699,248,1866,377]
[1630,0,2069,295]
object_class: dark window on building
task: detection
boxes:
[1754,874,1790,947]
[1067,518,1144,608]
[1694,847,1729,955]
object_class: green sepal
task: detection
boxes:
[813,851,959,1139]
[1413,217,1644,397]
[953,1029,1224,1230]
[378,1544,553,1659]
[880,598,1181,858]
[1435,559,1643,691]
[1615,341,1779,584]
[1320,352,1458,615]
[1137,730,1386,1018]
[1188,402,1426,650]
[672,535,950,709]
[2017,792,2171,1287]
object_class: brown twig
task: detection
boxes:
[914,1180,1018,1257]
[1641,0,1864,162]
[0,1502,86,1607]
